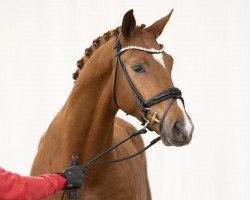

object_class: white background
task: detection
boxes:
[0,0,250,199]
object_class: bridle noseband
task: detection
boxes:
[113,33,184,130]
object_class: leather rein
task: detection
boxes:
[62,33,184,200]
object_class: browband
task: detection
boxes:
[120,45,164,54]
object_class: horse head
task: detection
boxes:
[113,10,194,146]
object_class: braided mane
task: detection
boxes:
[72,27,121,81]
[72,24,146,81]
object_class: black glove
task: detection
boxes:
[60,165,85,189]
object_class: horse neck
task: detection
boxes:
[53,41,117,163]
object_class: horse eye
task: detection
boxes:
[131,65,145,73]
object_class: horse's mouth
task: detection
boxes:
[160,125,194,147]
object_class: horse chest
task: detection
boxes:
[80,159,150,200]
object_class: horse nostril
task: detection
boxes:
[172,121,185,142]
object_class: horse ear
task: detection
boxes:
[121,9,136,39]
[146,9,173,38]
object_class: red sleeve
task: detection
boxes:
[0,167,66,200]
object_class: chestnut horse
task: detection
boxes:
[31,9,194,199]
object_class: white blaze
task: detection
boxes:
[176,99,193,134]
[152,53,165,69]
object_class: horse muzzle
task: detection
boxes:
[160,117,194,147]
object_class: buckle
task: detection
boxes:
[141,108,160,128]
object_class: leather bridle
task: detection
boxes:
[113,33,184,131]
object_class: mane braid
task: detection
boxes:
[72,27,121,81]
[72,24,146,81]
